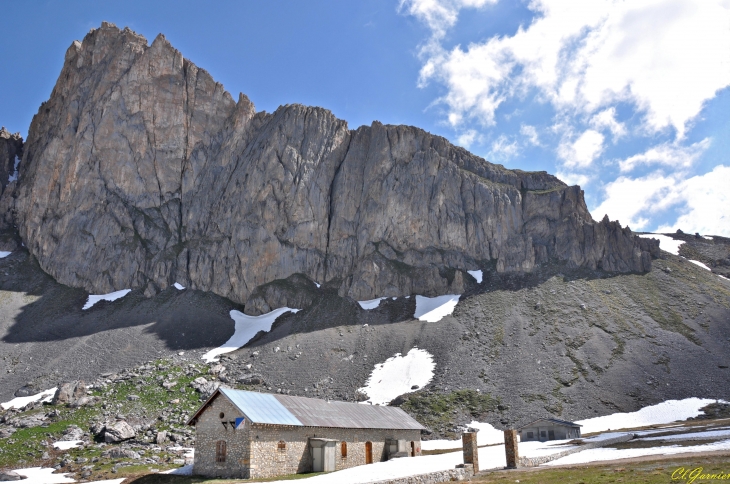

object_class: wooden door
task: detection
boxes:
[410,441,415,457]
[365,441,373,464]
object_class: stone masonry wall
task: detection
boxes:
[368,466,474,484]
[193,396,252,478]
[249,425,422,479]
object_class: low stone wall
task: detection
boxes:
[367,465,475,483]
[518,434,634,467]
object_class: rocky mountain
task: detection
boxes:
[2,22,657,313]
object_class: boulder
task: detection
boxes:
[103,420,135,443]
[103,447,141,459]
[52,381,87,406]
[155,430,167,444]
[0,470,24,481]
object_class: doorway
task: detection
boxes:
[365,441,373,464]
[410,441,415,457]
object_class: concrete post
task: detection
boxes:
[462,432,479,473]
[504,429,519,468]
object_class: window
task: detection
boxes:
[219,412,225,418]
[527,431,534,439]
[215,440,226,463]
[341,441,347,458]
[278,440,287,452]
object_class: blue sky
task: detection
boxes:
[1,0,728,235]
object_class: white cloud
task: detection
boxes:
[556,171,590,187]
[619,138,711,172]
[558,129,604,168]
[520,124,541,146]
[411,0,730,138]
[490,134,519,159]
[590,108,626,139]
[399,0,497,41]
[591,165,730,235]
[655,165,730,236]
[456,129,482,148]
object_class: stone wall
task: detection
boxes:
[368,466,474,484]
[249,424,422,479]
[193,396,252,478]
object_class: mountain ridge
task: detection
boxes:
[0,22,657,313]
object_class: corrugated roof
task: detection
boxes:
[195,389,425,430]
[518,417,582,429]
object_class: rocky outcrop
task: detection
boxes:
[11,22,658,313]
[0,127,23,228]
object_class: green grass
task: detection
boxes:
[472,453,730,484]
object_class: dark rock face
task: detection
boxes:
[10,22,657,312]
[0,127,23,229]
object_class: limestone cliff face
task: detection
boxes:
[0,127,23,226]
[10,23,658,312]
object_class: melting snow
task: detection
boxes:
[467,270,483,283]
[546,439,730,466]
[0,251,11,258]
[640,428,730,441]
[201,307,300,362]
[53,440,84,450]
[173,282,185,290]
[414,295,460,322]
[422,420,505,450]
[82,289,131,310]
[688,260,711,271]
[357,297,387,310]
[162,464,193,475]
[638,233,684,255]
[359,348,435,405]
[1,388,56,410]
[720,275,729,281]
[576,397,722,434]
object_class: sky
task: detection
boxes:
[1,0,728,235]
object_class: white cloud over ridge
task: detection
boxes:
[404,0,730,235]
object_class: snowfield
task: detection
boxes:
[413,294,460,322]
[201,307,300,362]
[638,233,684,255]
[576,397,723,434]
[82,289,131,310]
[1,387,56,410]
[358,348,435,405]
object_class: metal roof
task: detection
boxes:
[518,417,582,429]
[191,389,425,430]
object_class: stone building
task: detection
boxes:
[187,388,426,479]
[518,417,582,442]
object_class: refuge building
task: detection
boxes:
[518,417,582,442]
[187,388,426,479]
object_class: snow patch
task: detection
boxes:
[314,282,321,288]
[357,297,386,310]
[161,464,193,475]
[82,289,131,310]
[1,387,56,410]
[688,260,711,271]
[719,275,729,281]
[422,420,504,450]
[0,251,11,258]
[638,233,684,255]
[7,156,20,183]
[546,439,730,466]
[467,270,483,283]
[359,348,435,405]
[201,307,300,363]
[173,282,185,290]
[52,440,84,450]
[576,397,722,434]
[414,294,460,322]
[640,428,730,442]
[5,467,75,484]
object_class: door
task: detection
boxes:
[410,441,415,457]
[312,445,323,472]
[548,430,555,440]
[324,441,336,472]
[365,441,373,464]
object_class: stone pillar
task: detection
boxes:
[462,432,479,473]
[504,429,519,468]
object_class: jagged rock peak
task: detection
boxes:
[9,23,658,313]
